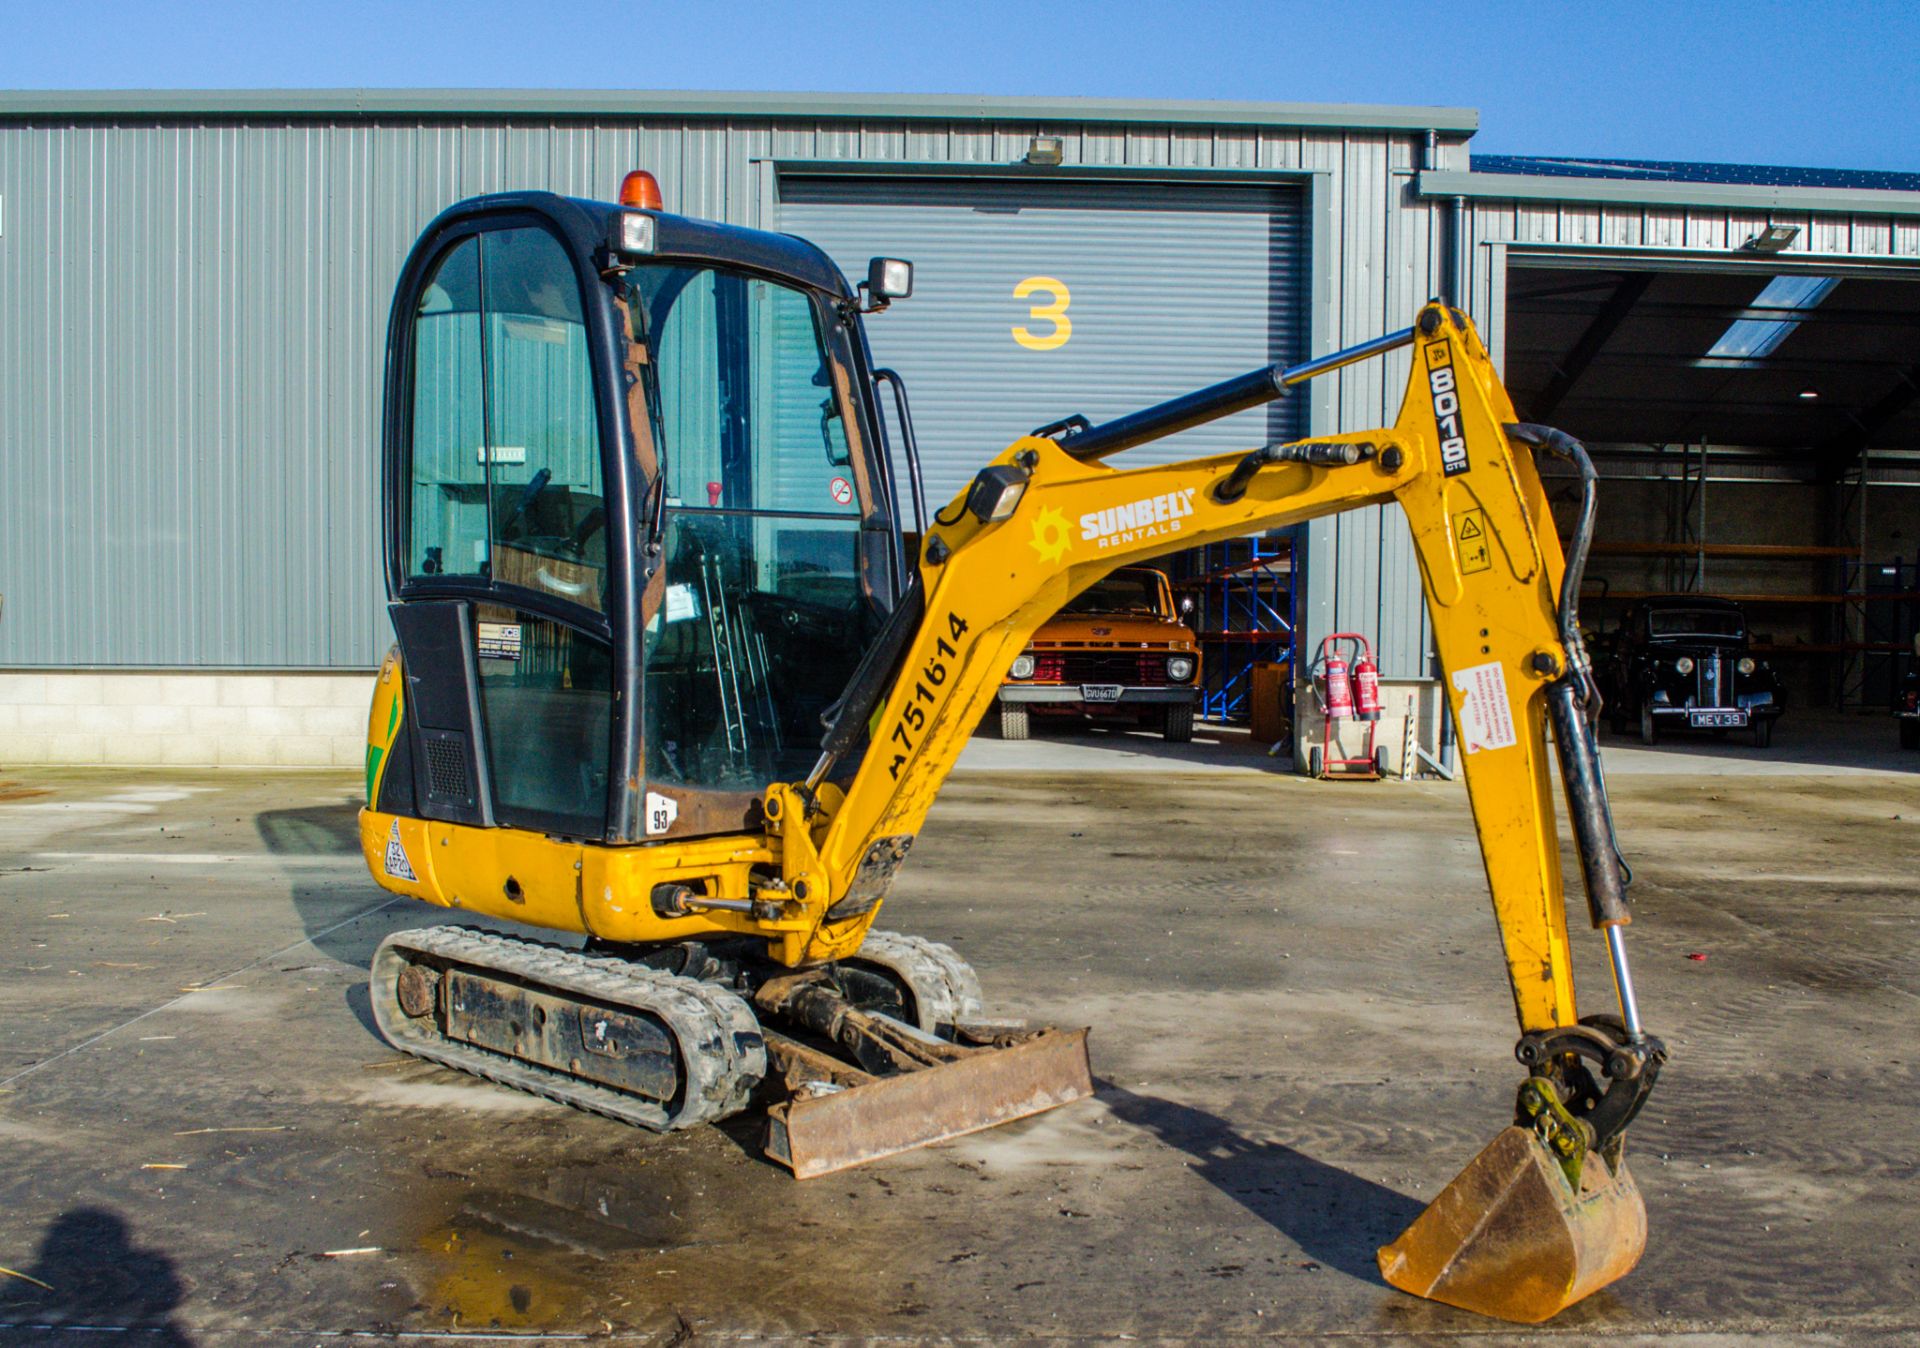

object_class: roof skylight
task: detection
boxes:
[1701,275,1839,365]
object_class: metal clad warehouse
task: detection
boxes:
[0,90,1473,766]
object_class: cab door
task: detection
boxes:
[386,214,623,840]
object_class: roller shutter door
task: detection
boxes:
[779,177,1307,508]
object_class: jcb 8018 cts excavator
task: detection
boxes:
[359,172,1665,1323]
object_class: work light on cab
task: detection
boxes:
[870,256,912,296]
[608,170,663,259]
[965,463,1030,523]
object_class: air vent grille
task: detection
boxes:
[424,735,469,799]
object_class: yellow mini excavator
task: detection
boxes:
[359,172,1666,1323]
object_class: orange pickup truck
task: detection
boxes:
[995,566,1202,742]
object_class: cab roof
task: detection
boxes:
[427,189,855,299]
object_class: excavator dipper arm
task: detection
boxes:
[775,302,1663,1321]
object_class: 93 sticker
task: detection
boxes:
[886,612,971,780]
[1426,342,1471,478]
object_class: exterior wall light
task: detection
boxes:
[1741,224,1800,253]
[1026,135,1064,167]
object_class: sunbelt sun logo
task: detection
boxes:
[1080,488,1199,551]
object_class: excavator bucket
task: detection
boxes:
[1377,1127,1646,1323]
[761,1026,1094,1178]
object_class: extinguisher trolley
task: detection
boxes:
[1307,632,1389,780]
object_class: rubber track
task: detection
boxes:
[370,925,766,1132]
[847,929,986,1031]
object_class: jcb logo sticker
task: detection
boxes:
[1426,344,1471,478]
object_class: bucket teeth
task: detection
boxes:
[1377,1126,1647,1323]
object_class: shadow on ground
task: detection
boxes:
[255,798,395,973]
[0,1208,193,1346]
[255,800,361,858]
[1098,1080,1423,1285]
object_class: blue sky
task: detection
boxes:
[4,1,1914,171]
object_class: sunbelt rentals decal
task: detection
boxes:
[1080,488,1199,551]
[1426,342,1471,478]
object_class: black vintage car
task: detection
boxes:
[1597,596,1784,748]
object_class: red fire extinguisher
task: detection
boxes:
[1323,648,1356,720]
[1353,648,1382,722]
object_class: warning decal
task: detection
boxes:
[1452,661,1519,754]
[1456,509,1492,575]
[829,476,854,507]
[384,819,418,882]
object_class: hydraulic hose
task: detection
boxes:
[1504,423,1597,707]
[1505,422,1634,930]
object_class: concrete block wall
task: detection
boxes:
[0,672,373,768]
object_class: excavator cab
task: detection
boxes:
[366,182,1095,1170]
[363,180,1664,1324]
[375,184,907,844]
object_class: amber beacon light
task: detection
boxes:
[619,170,665,210]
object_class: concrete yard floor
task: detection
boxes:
[1,751,1917,1345]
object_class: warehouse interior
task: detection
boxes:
[1502,258,1920,712]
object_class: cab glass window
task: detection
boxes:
[409,238,486,578]
[473,608,612,837]
[627,265,876,793]
[407,227,606,611]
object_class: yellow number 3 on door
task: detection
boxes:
[1012,276,1072,351]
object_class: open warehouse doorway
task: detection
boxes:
[1502,258,1920,752]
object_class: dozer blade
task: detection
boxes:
[1376,1126,1646,1323]
[763,1026,1093,1178]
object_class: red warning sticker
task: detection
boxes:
[829,476,853,507]
[1452,660,1518,754]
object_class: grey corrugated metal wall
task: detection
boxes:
[0,109,1463,674]
[1301,142,1446,680]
